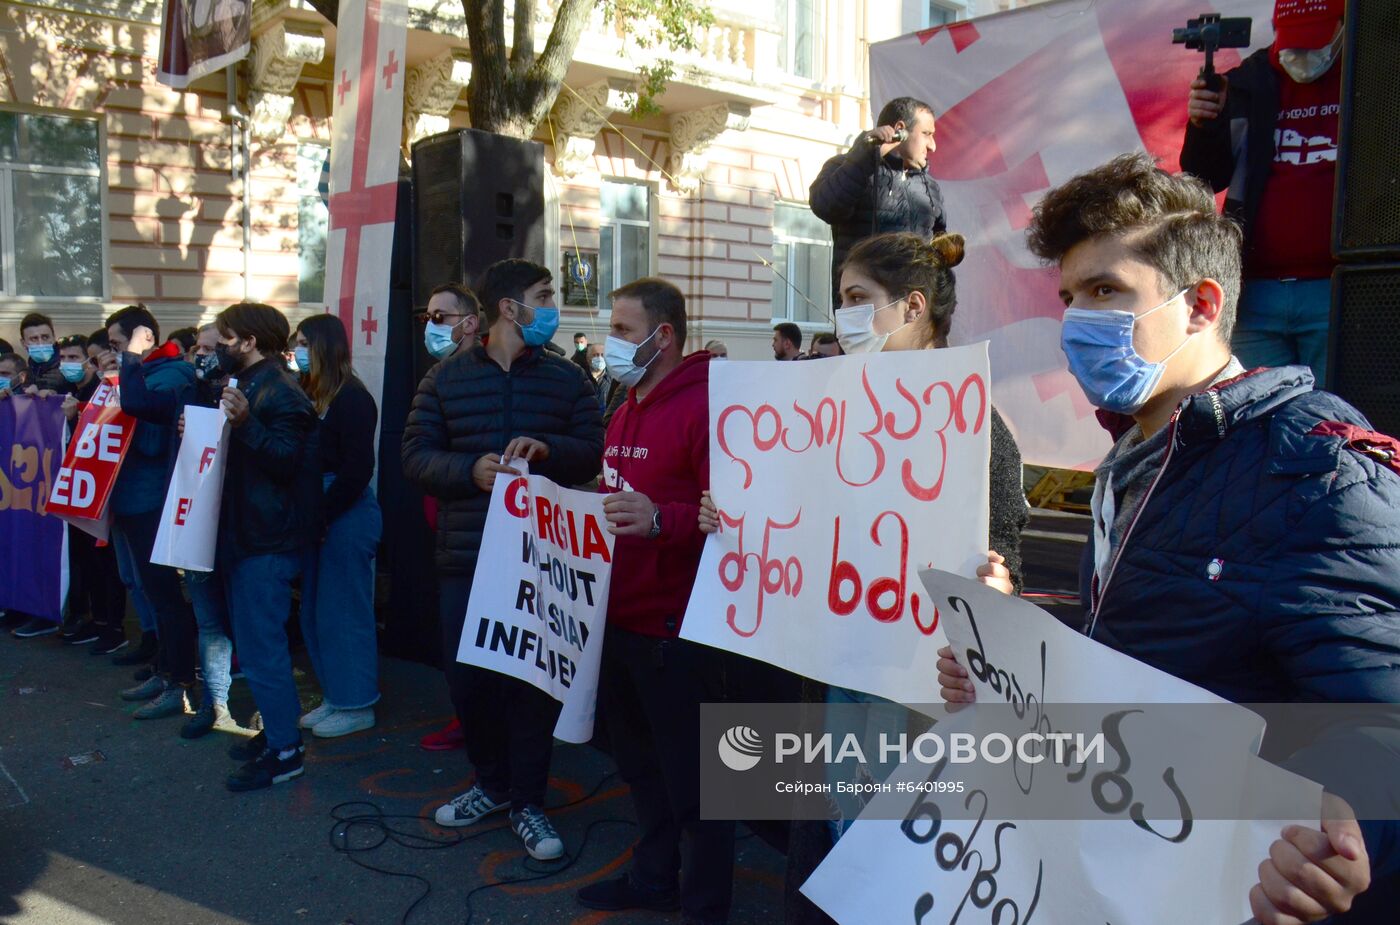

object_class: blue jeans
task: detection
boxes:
[224,551,304,751]
[111,524,158,635]
[1232,277,1330,384]
[301,484,382,710]
[825,685,908,843]
[187,569,233,707]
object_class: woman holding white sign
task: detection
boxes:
[292,315,383,739]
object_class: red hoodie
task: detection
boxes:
[601,351,710,637]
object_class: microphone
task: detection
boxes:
[866,128,908,145]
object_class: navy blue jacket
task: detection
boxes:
[400,343,604,576]
[112,346,196,517]
[1080,366,1400,900]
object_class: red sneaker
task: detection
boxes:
[420,718,464,751]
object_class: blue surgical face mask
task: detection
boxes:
[60,361,87,383]
[0,377,11,393]
[604,327,661,388]
[1060,288,1193,415]
[27,344,54,364]
[511,300,560,347]
[424,320,456,359]
[293,345,311,373]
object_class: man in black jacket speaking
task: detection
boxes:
[809,96,946,308]
[402,258,603,863]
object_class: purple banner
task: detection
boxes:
[0,396,67,622]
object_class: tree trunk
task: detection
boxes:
[465,0,596,139]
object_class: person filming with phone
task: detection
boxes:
[810,96,946,308]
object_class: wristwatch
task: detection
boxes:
[647,506,662,540]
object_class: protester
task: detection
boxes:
[576,278,733,924]
[572,332,591,373]
[19,312,65,394]
[1181,0,1343,382]
[52,334,127,650]
[104,305,200,720]
[213,302,323,791]
[808,332,842,358]
[703,339,728,359]
[810,96,945,306]
[0,353,26,399]
[167,326,198,360]
[772,322,803,361]
[422,283,481,360]
[179,321,241,739]
[585,342,608,410]
[937,152,1400,923]
[402,258,603,861]
[2,349,59,640]
[293,315,383,738]
[87,329,119,375]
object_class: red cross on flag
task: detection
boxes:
[323,0,408,435]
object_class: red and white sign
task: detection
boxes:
[870,0,1273,469]
[323,0,408,431]
[46,376,136,535]
[151,406,230,573]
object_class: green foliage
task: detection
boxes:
[603,0,716,117]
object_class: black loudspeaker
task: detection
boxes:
[410,128,547,309]
[377,175,442,666]
[1327,264,1400,438]
[1333,0,1400,260]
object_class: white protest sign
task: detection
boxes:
[458,465,613,743]
[151,406,230,572]
[801,570,1323,925]
[681,346,991,704]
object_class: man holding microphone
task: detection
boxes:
[810,96,946,307]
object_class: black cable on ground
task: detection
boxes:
[327,771,629,925]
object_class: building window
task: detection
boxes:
[778,0,818,79]
[924,0,965,27]
[0,110,103,298]
[297,142,330,305]
[598,179,651,304]
[770,202,831,324]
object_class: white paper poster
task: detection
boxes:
[458,466,613,743]
[151,406,229,573]
[801,570,1324,925]
[681,346,991,704]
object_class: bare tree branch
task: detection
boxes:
[510,0,537,74]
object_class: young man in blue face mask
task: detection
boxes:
[939,153,1400,924]
[421,283,480,361]
[19,312,66,394]
[402,258,603,862]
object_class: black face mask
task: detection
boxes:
[194,352,222,380]
[214,343,242,376]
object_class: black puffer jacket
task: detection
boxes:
[988,406,1029,594]
[810,134,947,305]
[401,343,604,575]
[219,357,322,561]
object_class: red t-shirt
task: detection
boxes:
[1245,59,1340,280]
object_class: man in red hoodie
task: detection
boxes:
[576,278,733,925]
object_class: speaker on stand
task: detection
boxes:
[1327,0,1400,437]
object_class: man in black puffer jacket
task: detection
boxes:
[402,259,603,862]
[810,96,946,308]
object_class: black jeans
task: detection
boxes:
[439,574,562,812]
[68,526,126,629]
[112,509,197,685]
[600,626,736,925]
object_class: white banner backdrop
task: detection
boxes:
[458,466,614,744]
[871,0,1274,468]
[681,347,990,704]
[151,406,230,573]
[802,570,1323,925]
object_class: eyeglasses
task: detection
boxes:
[416,309,473,325]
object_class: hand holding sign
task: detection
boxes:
[220,384,248,425]
[472,454,516,493]
[1250,793,1371,925]
[603,491,657,537]
[503,436,550,464]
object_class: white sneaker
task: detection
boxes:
[312,707,375,738]
[298,702,336,729]
[510,805,564,860]
[434,784,507,827]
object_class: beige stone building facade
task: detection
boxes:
[0,0,1022,358]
